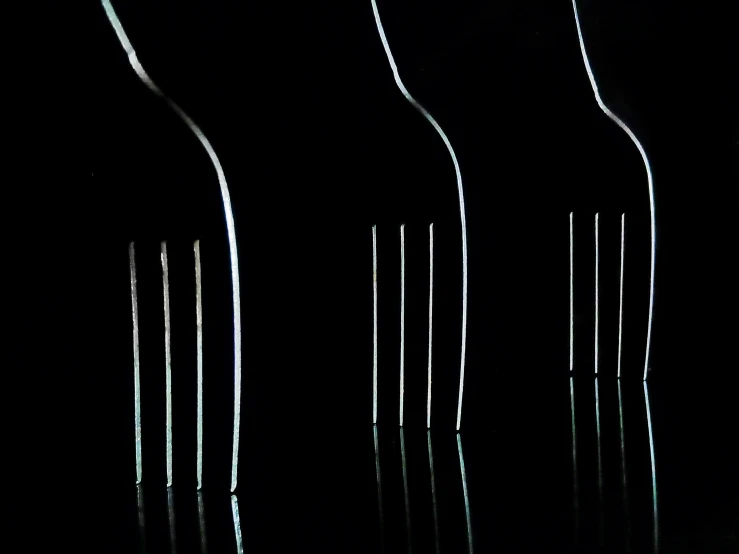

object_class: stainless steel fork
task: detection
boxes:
[104,0,243,492]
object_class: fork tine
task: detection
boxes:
[129,242,143,484]
[427,224,434,429]
[194,240,204,490]
[569,0,656,381]
[369,0,469,430]
[161,241,173,488]
[399,224,405,427]
[617,214,626,378]
[101,0,244,491]
[569,214,574,374]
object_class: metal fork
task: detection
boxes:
[370,0,469,431]
[104,0,243,492]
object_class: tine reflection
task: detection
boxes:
[373,424,385,551]
[427,430,440,553]
[569,376,579,541]
[400,224,406,427]
[129,243,143,484]
[195,241,204,490]
[231,495,244,554]
[373,226,378,424]
[197,491,208,554]
[618,380,631,550]
[136,484,146,553]
[400,427,412,552]
[644,381,659,553]
[457,434,473,553]
[595,377,604,545]
[167,487,177,554]
[569,0,657,381]
[161,241,173,487]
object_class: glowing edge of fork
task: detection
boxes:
[457,433,474,554]
[570,0,656,381]
[161,241,173,487]
[195,240,204,490]
[369,0,469,430]
[617,214,625,378]
[197,491,208,553]
[129,243,142,484]
[100,0,244,491]
[594,214,599,375]
[569,213,574,374]
[373,226,378,425]
[569,376,579,538]
[399,224,405,427]
[231,495,244,554]
[427,223,434,429]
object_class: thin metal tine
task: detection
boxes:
[231,495,244,554]
[161,241,173,488]
[102,0,243,491]
[594,214,600,375]
[617,214,625,378]
[426,224,434,429]
[569,0,656,381]
[194,241,204,490]
[399,224,405,427]
[373,226,378,425]
[129,243,143,484]
[370,0,469,430]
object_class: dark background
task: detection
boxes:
[8,0,737,551]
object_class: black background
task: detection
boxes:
[8,0,737,552]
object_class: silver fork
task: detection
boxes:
[104,0,243,492]
[370,0,469,431]
[569,0,656,381]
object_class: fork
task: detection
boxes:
[370,0,469,431]
[103,0,243,492]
